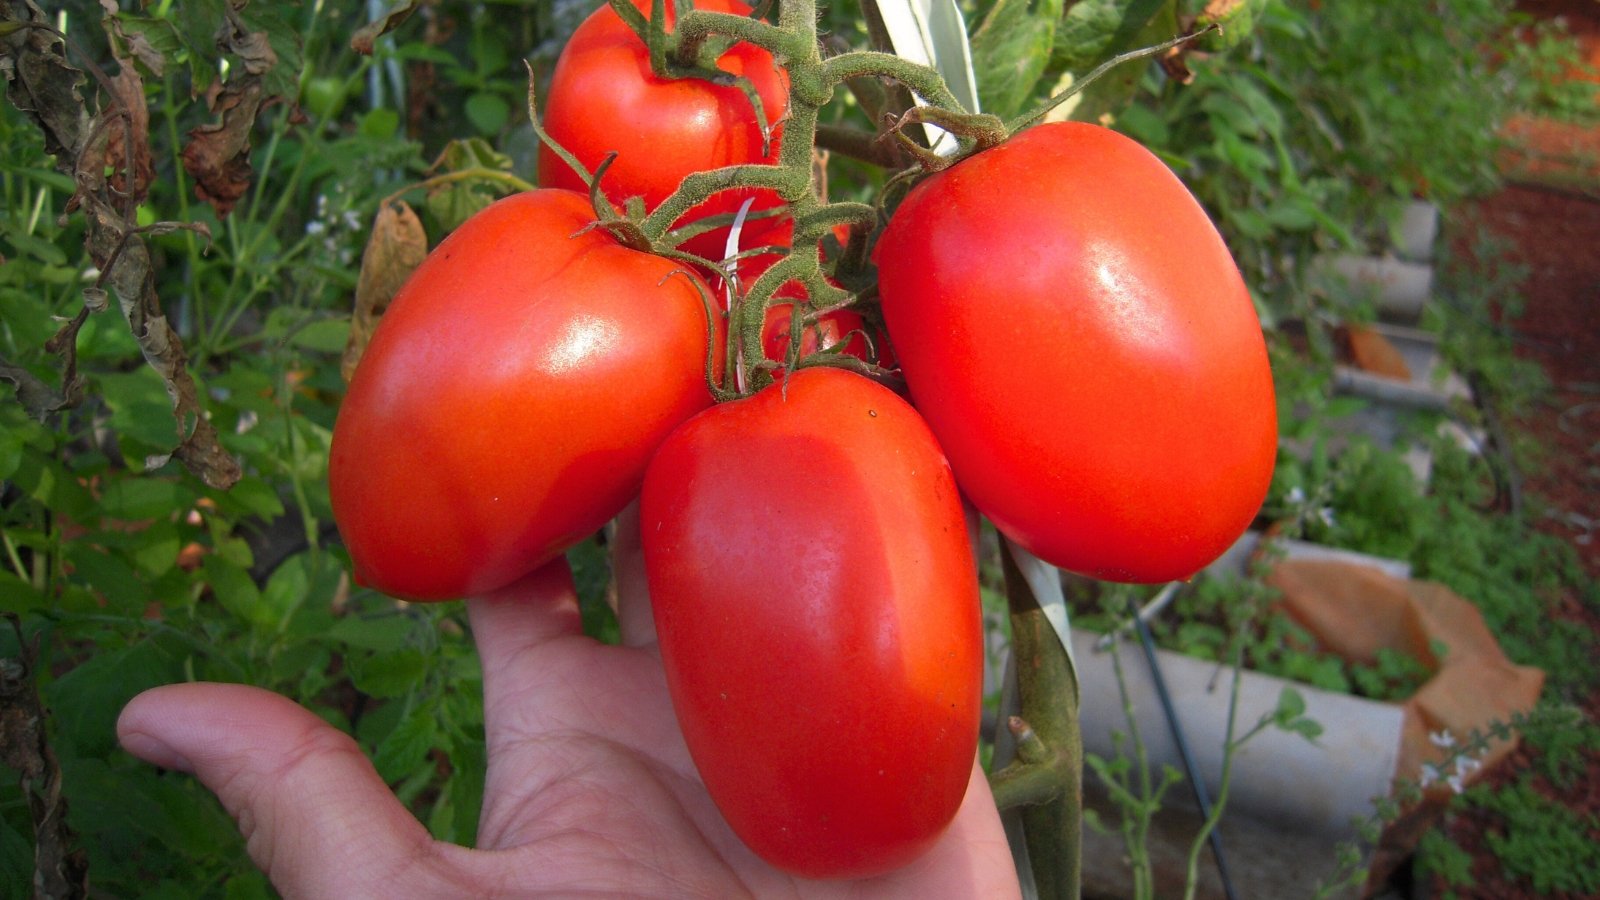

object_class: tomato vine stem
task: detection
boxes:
[991,536,1084,899]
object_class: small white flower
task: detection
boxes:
[1456,756,1482,777]
[1317,506,1337,527]
[1447,772,1465,794]
[1419,763,1440,788]
[1429,729,1455,749]
[1286,486,1306,505]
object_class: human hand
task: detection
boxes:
[117,508,1021,899]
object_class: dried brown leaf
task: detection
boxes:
[106,64,154,204]
[1,0,238,490]
[0,1,88,165]
[351,0,425,55]
[180,74,264,218]
[220,7,277,75]
[0,356,77,419]
[343,201,427,382]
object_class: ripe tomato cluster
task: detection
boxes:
[329,0,1274,882]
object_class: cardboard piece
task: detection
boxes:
[1264,559,1546,890]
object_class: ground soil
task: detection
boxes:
[1414,4,1600,893]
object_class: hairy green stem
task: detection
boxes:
[820,50,963,110]
[638,164,799,243]
[674,9,804,61]
[997,539,1083,900]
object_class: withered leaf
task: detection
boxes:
[343,201,427,382]
[0,356,76,420]
[106,64,155,205]
[220,7,278,76]
[351,0,426,56]
[2,0,239,490]
[0,0,89,166]
[181,74,264,218]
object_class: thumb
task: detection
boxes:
[118,683,457,898]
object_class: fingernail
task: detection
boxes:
[120,730,195,774]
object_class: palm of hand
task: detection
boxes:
[118,556,1019,899]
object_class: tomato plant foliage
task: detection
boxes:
[0,0,1306,890]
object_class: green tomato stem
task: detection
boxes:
[995,536,1084,900]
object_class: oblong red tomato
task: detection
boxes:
[538,0,788,259]
[330,190,719,600]
[640,367,981,878]
[875,122,1277,583]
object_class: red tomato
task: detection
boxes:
[760,303,886,367]
[875,122,1277,583]
[330,190,719,600]
[538,0,788,259]
[640,367,981,878]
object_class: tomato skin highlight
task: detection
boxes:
[537,0,788,258]
[875,122,1277,583]
[330,190,719,601]
[640,367,982,879]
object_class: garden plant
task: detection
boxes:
[1,0,1595,898]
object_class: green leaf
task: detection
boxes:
[64,543,148,613]
[360,108,401,140]
[0,572,45,614]
[970,0,1063,120]
[1,229,68,266]
[259,553,312,625]
[1193,0,1267,53]
[213,475,286,520]
[351,648,429,698]
[108,13,185,74]
[99,477,188,521]
[128,520,183,578]
[465,92,510,135]
[1114,101,1169,145]
[203,556,264,625]
[1053,0,1167,74]
[0,810,32,894]
[47,639,184,758]
[236,5,306,102]
[288,317,353,354]
[436,137,512,173]
[168,0,232,93]
[0,427,24,480]
[98,369,182,452]
[1054,0,1176,123]
[222,870,275,900]
[1273,686,1307,722]
[1291,718,1325,741]
[324,613,418,653]
[373,704,438,781]
[445,739,486,845]
[62,758,236,860]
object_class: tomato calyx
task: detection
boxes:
[883,107,1008,171]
